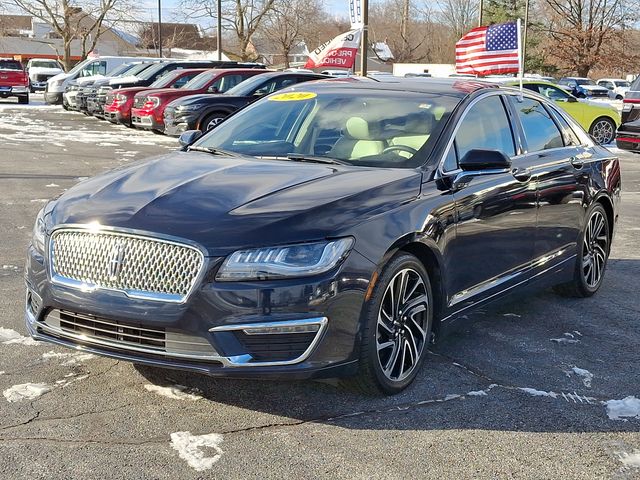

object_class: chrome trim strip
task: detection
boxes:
[47,225,208,304]
[441,254,576,323]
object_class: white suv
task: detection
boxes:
[597,78,631,100]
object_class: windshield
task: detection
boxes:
[120,63,154,78]
[225,74,272,96]
[192,89,459,168]
[31,60,60,69]
[67,59,92,76]
[137,62,168,80]
[149,69,186,88]
[183,71,217,90]
[575,79,595,86]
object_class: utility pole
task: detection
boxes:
[478,0,484,26]
[158,0,163,58]
[360,0,368,76]
[216,0,222,61]
[401,0,409,57]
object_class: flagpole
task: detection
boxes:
[360,0,369,76]
[517,18,523,93]
[522,0,529,73]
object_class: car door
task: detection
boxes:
[505,94,586,277]
[442,93,538,310]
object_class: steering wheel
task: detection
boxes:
[382,145,418,155]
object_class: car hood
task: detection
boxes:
[136,87,195,98]
[110,75,139,85]
[580,85,608,92]
[29,67,63,75]
[49,153,422,255]
[172,93,232,107]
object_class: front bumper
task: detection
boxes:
[131,109,163,131]
[24,239,373,379]
[164,109,198,136]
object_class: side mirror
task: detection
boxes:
[207,86,219,93]
[567,96,578,103]
[178,130,203,149]
[459,149,511,171]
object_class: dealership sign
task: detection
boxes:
[304,29,362,69]
[349,0,363,28]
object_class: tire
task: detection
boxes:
[18,94,29,105]
[342,252,433,395]
[554,203,610,298]
[589,117,616,145]
[201,112,227,132]
[616,95,623,100]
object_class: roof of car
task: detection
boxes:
[296,77,498,97]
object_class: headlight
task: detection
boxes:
[216,238,354,281]
[178,104,204,112]
[32,207,46,254]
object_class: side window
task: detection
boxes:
[549,108,582,146]
[522,84,540,94]
[513,97,564,151]
[538,84,571,102]
[455,95,515,163]
[218,74,245,92]
[443,142,458,171]
[172,75,194,88]
[96,61,107,75]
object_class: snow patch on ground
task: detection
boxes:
[170,431,224,471]
[503,313,521,318]
[144,384,203,401]
[519,387,558,398]
[0,371,5,375]
[570,366,593,388]
[466,390,488,396]
[605,396,640,420]
[618,450,640,468]
[42,350,95,365]
[0,327,39,346]
[3,383,51,402]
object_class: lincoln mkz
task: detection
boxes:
[25,80,621,394]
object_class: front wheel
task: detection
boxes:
[202,112,226,132]
[554,204,610,298]
[589,117,616,145]
[344,253,433,395]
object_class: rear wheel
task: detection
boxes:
[343,253,433,395]
[554,204,610,298]
[18,94,29,104]
[589,117,616,145]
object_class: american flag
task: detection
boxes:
[455,22,520,76]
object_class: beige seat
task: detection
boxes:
[329,117,385,160]
[388,111,434,152]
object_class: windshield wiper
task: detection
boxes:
[286,154,349,165]
[187,146,240,157]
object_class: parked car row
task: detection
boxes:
[54,58,331,136]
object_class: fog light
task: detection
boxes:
[242,324,321,335]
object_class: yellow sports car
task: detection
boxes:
[505,80,620,144]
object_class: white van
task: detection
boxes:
[44,56,160,104]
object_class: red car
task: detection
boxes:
[130,68,266,133]
[104,68,207,126]
[0,58,29,104]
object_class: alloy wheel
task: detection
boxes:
[582,210,608,289]
[206,116,224,131]
[376,268,429,382]
[591,119,615,145]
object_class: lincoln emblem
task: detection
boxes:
[108,242,127,280]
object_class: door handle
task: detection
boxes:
[570,156,584,168]
[512,167,532,182]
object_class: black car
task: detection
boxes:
[616,75,640,152]
[163,72,330,136]
[25,80,620,395]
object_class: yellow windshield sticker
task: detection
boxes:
[269,92,317,101]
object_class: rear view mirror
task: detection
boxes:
[178,130,203,149]
[459,149,511,171]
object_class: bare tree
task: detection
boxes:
[11,0,133,69]
[259,0,323,68]
[436,0,478,39]
[541,0,640,76]
[182,0,278,61]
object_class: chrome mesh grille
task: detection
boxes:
[133,96,146,108]
[50,229,204,301]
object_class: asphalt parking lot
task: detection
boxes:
[0,94,639,479]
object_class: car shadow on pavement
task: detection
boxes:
[134,259,640,432]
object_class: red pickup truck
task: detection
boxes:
[0,58,29,104]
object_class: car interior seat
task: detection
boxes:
[329,117,385,160]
